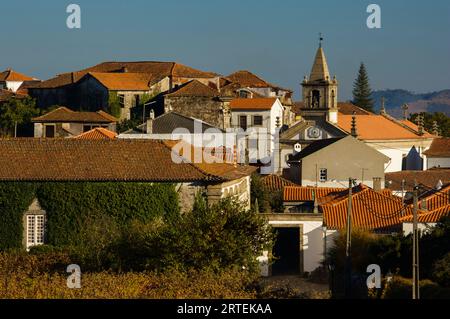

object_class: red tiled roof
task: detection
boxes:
[386,169,450,191]
[0,139,254,182]
[424,138,450,157]
[86,72,158,91]
[226,70,292,92]
[400,204,450,223]
[321,185,414,230]
[30,62,217,89]
[283,186,343,202]
[0,69,35,82]
[166,80,220,97]
[163,140,256,180]
[230,98,277,110]
[261,175,297,192]
[417,184,450,211]
[338,103,372,115]
[74,128,117,140]
[337,114,434,140]
[32,107,118,123]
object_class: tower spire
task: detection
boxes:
[310,36,330,82]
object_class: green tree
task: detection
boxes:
[0,96,39,137]
[352,63,374,112]
[409,112,450,137]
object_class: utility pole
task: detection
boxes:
[345,177,353,298]
[412,184,420,299]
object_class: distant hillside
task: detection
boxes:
[372,89,450,118]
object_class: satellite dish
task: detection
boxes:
[436,180,443,190]
[294,143,302,153]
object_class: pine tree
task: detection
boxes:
[352,63,374,112]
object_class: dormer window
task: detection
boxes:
[238,90,251,98]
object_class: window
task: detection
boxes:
[118,94,125,108]
[253,115,263,126]
[26,214,45,250]
[239,116,247,130]
[319,169,327,182]
[135,95,140,107]
[44,125,55,138]
[239,90,250,98]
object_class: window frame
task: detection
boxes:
[44,124,56,138]
[319,168,328,183]
[26,213,46,250]
[252,115,263,126]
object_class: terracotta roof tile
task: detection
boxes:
[400,204,450,223]
[226,70,292,92]
[424,138,450,157]
[30,62,217,89]
[321,185,414,231]
[0,139,254,182]
[261,175,297,192]
[86,72,158,91]
[283,186,343,202]
[166,80,220,97]
[74,128,117,140]
[338,103,372,115]
[32,107,118,123]
[337,114,434,140]
[0,69,35,82]
[386,169,450,191]
[230,98,277,110]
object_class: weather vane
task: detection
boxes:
[319,33,324,48]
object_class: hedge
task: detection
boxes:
[0,182,179,250]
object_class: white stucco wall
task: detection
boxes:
[403,222,436,235]
[268,221,337,273]
[5,81,23,93]
[427,157,450,169]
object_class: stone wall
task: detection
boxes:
[164,96,225,129]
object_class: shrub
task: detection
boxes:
[432,253,450,287]
[381,276,450,299]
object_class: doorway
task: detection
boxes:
[271,226,302,276]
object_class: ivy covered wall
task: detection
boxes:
[0,182,179,250]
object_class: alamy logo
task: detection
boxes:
[66,264,81,289]
[66,4,81,29]
[366,4,381,29]
[366,264,382,289]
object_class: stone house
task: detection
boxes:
[221,70,295,125]
[150,80,231,129]
[27,61,220,120]
[31,106,118,138]
[0,138,255,249]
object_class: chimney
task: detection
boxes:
[71,72,75,83]
[146,110,155,134]
[373,177,382,192]
[351,111,358,138]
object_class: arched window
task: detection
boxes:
[312,90,320,108]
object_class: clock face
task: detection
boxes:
[307,127,321,139]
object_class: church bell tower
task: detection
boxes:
[301,34,338,124]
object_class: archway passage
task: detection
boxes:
[272,227,300,275]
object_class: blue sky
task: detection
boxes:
[1,0,449,100]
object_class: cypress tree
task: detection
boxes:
[352,63,374,112]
